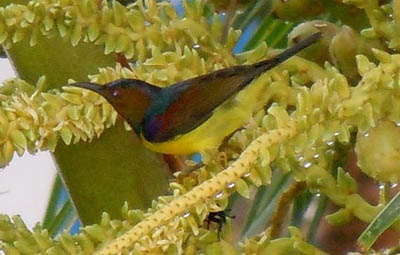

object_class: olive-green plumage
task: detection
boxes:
[71,33,321,154]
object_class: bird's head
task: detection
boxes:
[69,79,160,132]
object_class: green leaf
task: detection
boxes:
[307,195,328,243]
[291,190,313,227]
[358,191,400,250]
[43,176,63,230]
[47,200,75,236]
[244,16,294,51]
[241,172,292,238]
[232,0,272,31]
[42,178,77,237]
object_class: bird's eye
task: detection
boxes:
[112,89,119,97]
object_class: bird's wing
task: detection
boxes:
[143,65,258,143]
[142,33,322,144]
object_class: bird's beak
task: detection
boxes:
[68,82,105,95]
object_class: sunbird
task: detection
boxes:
[70,33,321,154]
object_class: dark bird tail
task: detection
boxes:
[252,32,322,72]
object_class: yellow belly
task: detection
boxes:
[141,72,274,154]
[140,104,248,154]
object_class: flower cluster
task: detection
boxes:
[97,47,400,253]
[0,0,240,63]
[0,77,116,167]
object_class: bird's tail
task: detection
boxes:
[252,32,322,72]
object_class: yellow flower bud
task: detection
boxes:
[356,120,400,183]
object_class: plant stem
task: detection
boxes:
[270,181,307,238]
